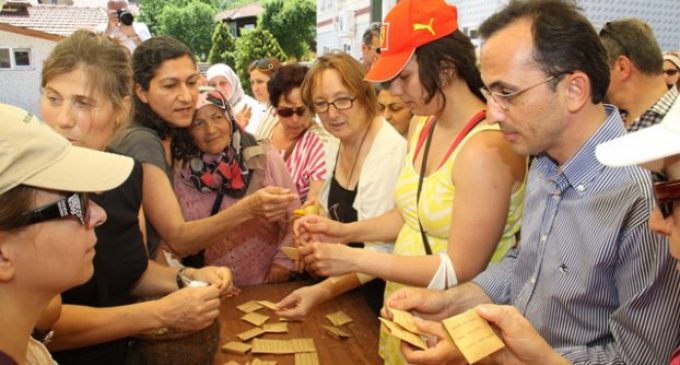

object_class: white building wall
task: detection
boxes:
[0,31,56,115]
[455,0,680,50]
[316,0,371,60]
[317,0,680,61]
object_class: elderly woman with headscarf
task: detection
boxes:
[172,87,298,286]
[207,63,265,135]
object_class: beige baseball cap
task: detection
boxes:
[0,103,133,195]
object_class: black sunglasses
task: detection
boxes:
[655,180,680,219]
[276,106,306,118]
[254,58,274,71]
[15,193,90,228]
[664,69,679,76]
[599,22,630,57]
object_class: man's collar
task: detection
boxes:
[536,105,626,190]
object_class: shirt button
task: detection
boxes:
[576,185,585,192]
[541,235,548,242]
[530,277,536,284]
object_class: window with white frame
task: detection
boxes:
[0,48,33,69]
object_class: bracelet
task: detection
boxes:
[31,328,55,345]
[176,267,189,289]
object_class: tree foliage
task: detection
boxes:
[258,0,316,61]
[158,0,217,60]
[208,22,236,68]
[138,0,221,36]
[234,27,286,92]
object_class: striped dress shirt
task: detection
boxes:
[473,105,680,364]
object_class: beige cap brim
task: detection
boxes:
[22,144,134,193]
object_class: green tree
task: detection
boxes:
[158,0,217,60]
[208,22,236,68]
[259,0,316,61]
[139,0,221,35]
[234,27,286,93]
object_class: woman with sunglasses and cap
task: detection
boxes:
[39,31,234,365]
[207,63,266,135]
[0,103,132,365]
[284,1,526,363]
[258,63,336,204]
[171,87,297,285]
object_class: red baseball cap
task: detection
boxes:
[365,0,458,82]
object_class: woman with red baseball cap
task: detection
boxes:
[288,0,527,363]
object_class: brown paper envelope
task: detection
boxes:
[379,317,427,350]
[442,309,505,364]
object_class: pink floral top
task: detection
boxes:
[173,147,298,286]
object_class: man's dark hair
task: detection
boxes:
[599,19,664,75]
[479,0,610,104]
[362,23,381,46]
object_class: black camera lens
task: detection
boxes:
[116,10,134,26]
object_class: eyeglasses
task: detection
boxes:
[480,72,571,111]
[655,180,680,219]
[664,69,679,76]
[276,106,306,118]
[313,97,356,114]
[16,193,90,228]
[599,22,630,58]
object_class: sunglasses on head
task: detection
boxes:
[276,106,306,118]
[655,180,680,219]
[254,58,274,71]
[15,192,90,228]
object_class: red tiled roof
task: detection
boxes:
[0,4,107,37]
[215,2,263,21]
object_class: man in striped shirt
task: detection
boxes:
[383,1,680,364]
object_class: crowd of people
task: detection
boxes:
[3,0,680,364]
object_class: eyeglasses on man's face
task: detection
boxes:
[15,192,90,228]
[312,96,356,114]
[276,106,306,118]
[480,72,571,111]
[655,180,680,219]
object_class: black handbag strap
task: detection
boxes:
[416,121,436,255]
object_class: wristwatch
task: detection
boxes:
[176,267,190,289]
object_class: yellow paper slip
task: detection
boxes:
[242,312,270,327]
[294,352,320,365]
[257,300,280,311]
[237,327,266,341]
[323,325,351,339]
[249,359,277,365]
[251,338,316,354]
[281,247,300,260]
[237,300,264,313]
[442,309,505,364]
[379,318,427,350]
[221,341,251,355]
[263,322,288,333]
[389,308,424,335]
[326,310,353,326]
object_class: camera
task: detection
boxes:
[116,9,134,26]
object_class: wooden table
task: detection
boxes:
[213,281,383,365]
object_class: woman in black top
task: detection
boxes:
[38,30,233,365]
